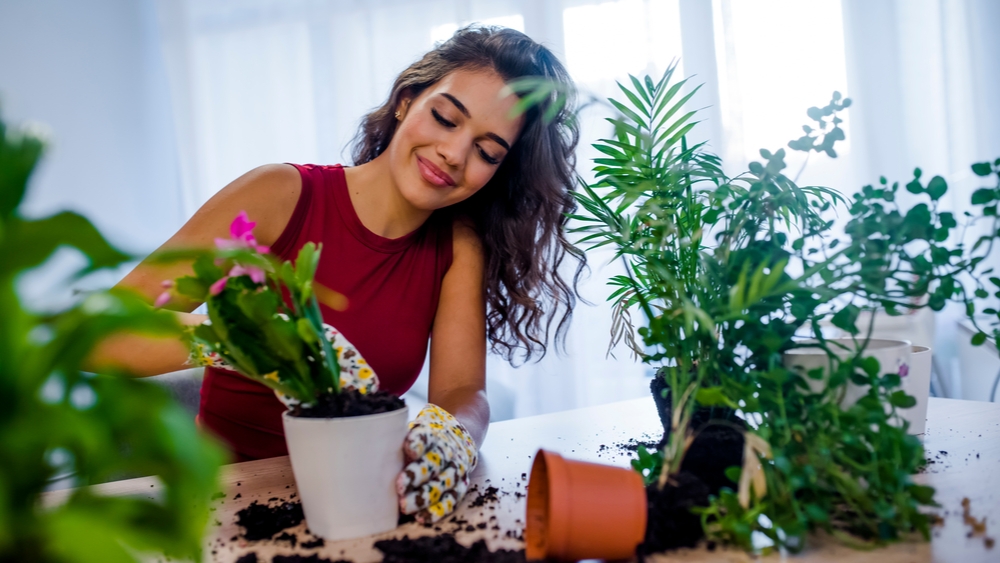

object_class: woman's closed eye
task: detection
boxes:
[431,108,455,128]
[432,108,501,165]
[477,146,499,165]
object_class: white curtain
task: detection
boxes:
[155,0,1000,414]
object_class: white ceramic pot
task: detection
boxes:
[282,407,408,541]
[783,338,912,413]
[904,345,932,436]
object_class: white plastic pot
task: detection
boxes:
[783,338,918,431]
[282,407,408,541]
[905,345,932,436]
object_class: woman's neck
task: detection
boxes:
[343,155,432,239]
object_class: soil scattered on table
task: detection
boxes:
[273,555,353,563]
[236,552,350,563]
[961,497,995,549]
[375,534,524,562]
[235,500,304,540]
[469,486,500,508]
[291,388,405,418]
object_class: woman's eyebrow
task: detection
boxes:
[440,93,512,151]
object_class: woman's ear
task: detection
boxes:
[396,97,412,121]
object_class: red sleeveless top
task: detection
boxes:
[198,164,453,461]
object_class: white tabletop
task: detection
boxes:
[43,396,1000,562]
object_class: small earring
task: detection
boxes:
[395,110,402,120]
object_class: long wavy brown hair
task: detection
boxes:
[351,25,585,363]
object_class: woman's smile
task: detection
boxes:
[416,155,456,187]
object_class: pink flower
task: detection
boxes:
[154,291,171,307]
[154,280,174,307]
[209,277,229,296]
[229,264,266,284]
[899,363,909,378]
[214,211,270,253]
[230,210,256,240]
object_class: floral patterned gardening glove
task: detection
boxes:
[191,321,379,400]
[397,404,478,523]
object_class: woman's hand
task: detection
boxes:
[191,321,379,396]
[396,404,478,523]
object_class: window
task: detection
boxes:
[431,14,525,46]
[563,0,682,88]
[720,0,850,162]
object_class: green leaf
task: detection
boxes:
[860,356,881,377]
[910,484,936,504]
[971,332,988,346]
[0,212,131,275]
[971,188,996,205]
[695,386,736,408]
[971,162,993,177]
[831,304,861,335]
[174,276,208,300]
[192,254,224,282]
[889,390,917,409]
[0,122,46,219]
[926,176,947,200]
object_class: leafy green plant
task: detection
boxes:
[0,113,226,561]
[155,221,344,405]
[573,63,1000,552]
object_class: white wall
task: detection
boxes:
[0,0,183,255]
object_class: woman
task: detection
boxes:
[91,26,583,522]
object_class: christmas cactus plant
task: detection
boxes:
[155,218,348,406]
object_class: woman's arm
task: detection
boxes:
[86,164,302,376]
[427,220,490,448]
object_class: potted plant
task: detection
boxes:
[157,214,408,541]
[0,111,226,561]
[567,64,1000,555]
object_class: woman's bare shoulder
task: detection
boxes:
[193,163,302,247]
[115,164,302,302]
[451,216,484,264]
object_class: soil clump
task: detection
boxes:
[637,470,710,557]
[374,534,525,563]
[291,388,404,418]
[640,377,745,557]
[235,501,305,541]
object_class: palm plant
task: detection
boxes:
[572,64,1000,551]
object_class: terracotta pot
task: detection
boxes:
[282,407,408,540]
[525,449,647,561]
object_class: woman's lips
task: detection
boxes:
[416,156,456,187]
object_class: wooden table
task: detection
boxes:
[43,397,1000,562]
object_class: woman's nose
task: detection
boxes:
[436,137,468,170]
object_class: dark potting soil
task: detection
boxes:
[290,388,405,418]
[235,500,305,541]
[469,485,500,508]
[649,376,745,496]
[637,470,711,558]
[273,556,353,563]
[641,376,747,556]
[374,534,525,563]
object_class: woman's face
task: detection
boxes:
[386,68,524,211]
